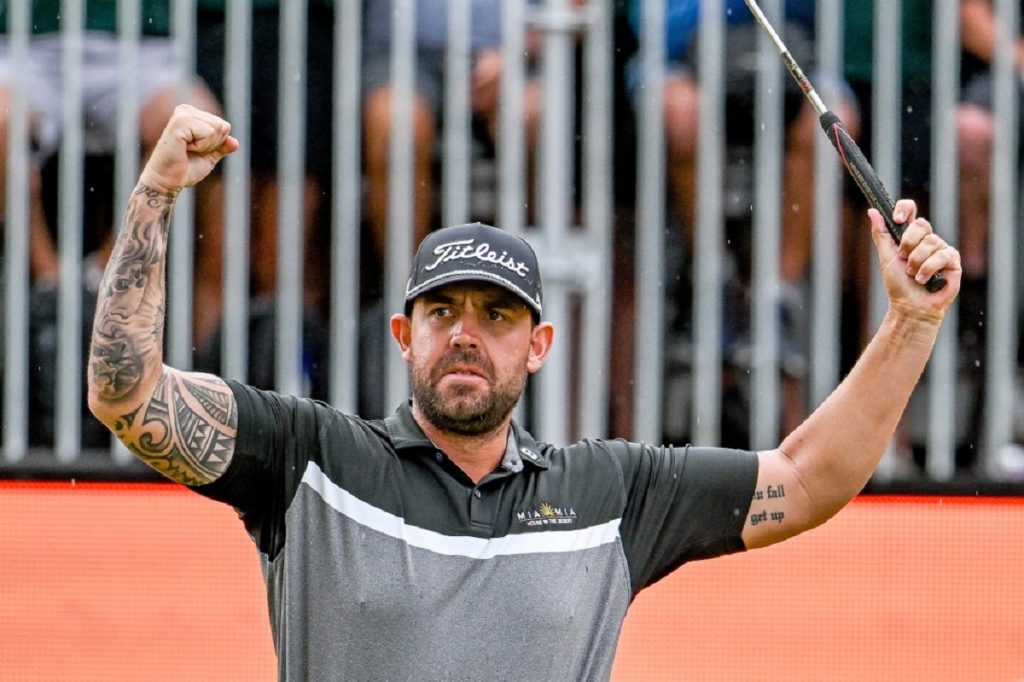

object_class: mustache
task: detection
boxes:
[432,349,494,381]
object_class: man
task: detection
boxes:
[88,106,961,679]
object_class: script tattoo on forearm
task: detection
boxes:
[748,483,787,526]
[115,372,237,485]
[90,184,173,402]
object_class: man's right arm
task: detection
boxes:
[87,105,239,486]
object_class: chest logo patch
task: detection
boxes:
[516,501,578,528]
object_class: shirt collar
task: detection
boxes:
[384,400,549,470]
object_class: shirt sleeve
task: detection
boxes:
[191,380,328,559]
[615,442,759,594]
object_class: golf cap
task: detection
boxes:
[404,222,543,318]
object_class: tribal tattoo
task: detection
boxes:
[89,183,237,485]
[116,371,237,485]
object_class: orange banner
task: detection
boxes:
[2,483,1022,680]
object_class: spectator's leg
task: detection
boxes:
[248,174,326,309]
[663,73,700,248]
[0,88,59,285]
[956,103,992,279]
[955,103,992,384]
[779,98,860,436]
[363,86,436,265]
[476,75,543,223]
[781,98,861,284]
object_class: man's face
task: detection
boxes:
[393,282,550,436]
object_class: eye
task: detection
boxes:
[423,304,452,319]
[487,309,507,321]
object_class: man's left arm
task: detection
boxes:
[742,199,961,549]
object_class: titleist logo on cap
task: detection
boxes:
[424,238,531,277]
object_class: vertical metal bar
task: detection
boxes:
[528,0,577,444]
[578,0,612,438]
[869,0,902,478]
[750,0,783,449]
[221,0,252,382]
[632,0,666,442]
[498,0,527,234]
[925,0,959,481]
[3,0,32,462]
[115,0,140,228]
[535,0,574,446]
[55,0,86,462]
[384,0,416,410]
[499,0,528,428]
[443,0,472,227]
[870,0,901,328]
[108,0,143,464]
[537,0,573,246]
[331,0,363,413]
[982,0,1019,476]
[691,0,725,446]
[168,0,197,370]
[808,0,843,407]
[275,0,307,395]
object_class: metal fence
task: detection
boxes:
[1,0,1022,485]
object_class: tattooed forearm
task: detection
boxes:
[89,184,174,402]
[115,371,238,485]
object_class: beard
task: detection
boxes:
[412,348,527,436]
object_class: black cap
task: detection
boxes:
[405,222,543,317]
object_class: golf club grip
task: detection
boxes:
[818,111,947,293]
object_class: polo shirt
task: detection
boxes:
[196,381,759,680]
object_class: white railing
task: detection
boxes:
[1,0,1021,485]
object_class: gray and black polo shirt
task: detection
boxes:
[195,381,759,680]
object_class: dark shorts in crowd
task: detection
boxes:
[962,72,1024,156]
[361,46,448,113]
[846,80,933,205]
[196,3,335,181]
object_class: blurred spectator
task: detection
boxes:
[195,0,335,321]
[0,0,225,346]
[843,1,936,476]
[360,0,542,268]
[956,0,1024,467]
[630,0,860,438]
[634,0,859,283]
[842,0,935,359]
[957,0,1023,355]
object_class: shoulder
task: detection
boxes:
[230,380,389,450]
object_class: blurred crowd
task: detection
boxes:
[1,0,1020,478]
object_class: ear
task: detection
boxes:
[526,321,555,373]
[390,313,414,363]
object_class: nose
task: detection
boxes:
[449,312,481,349]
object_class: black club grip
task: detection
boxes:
[819,111,947,293]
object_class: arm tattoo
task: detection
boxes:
[116,372,238,485]
[748,483,787,526]
[89,184,237,485]
[89,183,174,402]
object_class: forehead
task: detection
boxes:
[418,281,525,307]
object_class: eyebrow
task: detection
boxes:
[422,289,525,311]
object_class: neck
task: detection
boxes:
[412,405,512,484]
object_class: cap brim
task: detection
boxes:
[405,269,542,316]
